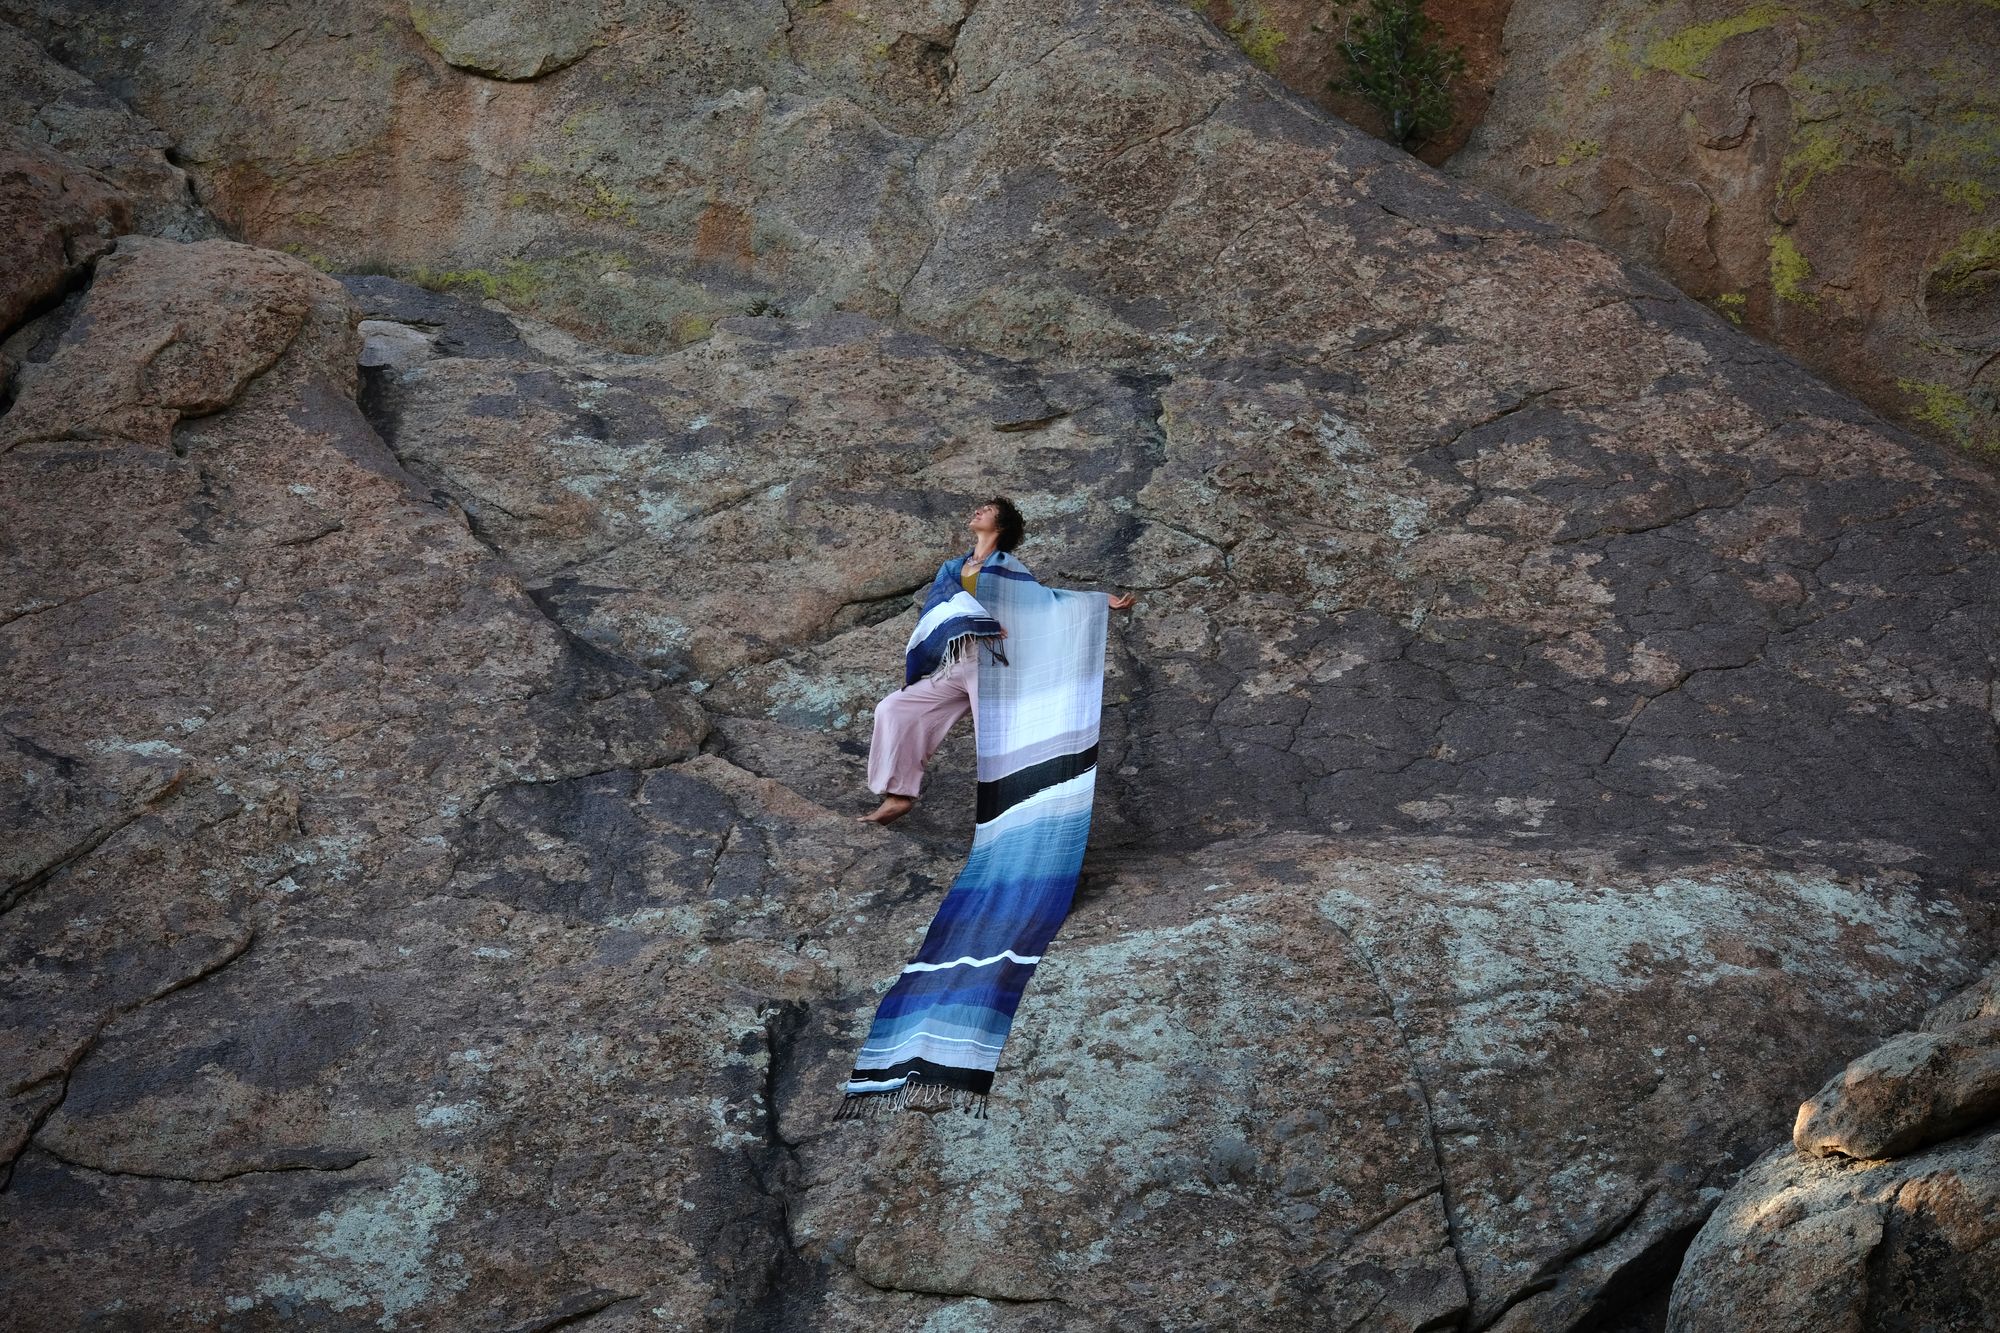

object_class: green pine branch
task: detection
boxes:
[1328,0,1469,148]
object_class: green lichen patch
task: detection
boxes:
[406,259,549,308]
[1767,229,1820,309]
[1554,138,1602,167]
[1638,4,1790,79]
[279,244,337,273]
[1711,291,1747,325]
[1929,224,2000,298]
[1778,118,1848,203]
[1895,377,1980,452]
[1198,2,1287,73]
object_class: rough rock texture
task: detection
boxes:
[2,2,1999,1330]
[1179,0,1511,164]
[1668,1130,1999,1333]
[0,133,128,340]
[1668,969,2000,1332]
[409,0,605,81]
[1793,1020,2000,1164]
[0,18,216,395]
[0,18,210,240]
[1445,0,2000,458]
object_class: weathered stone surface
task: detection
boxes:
[2,234,317,450]
[0,132,127,342]
[1668,1127,2000,1333]
[0,18,210,241]
[346,272,2000,885]
[408,0,604,81]
[1,4,1997,1330]
[4,0,1995,458]
[1170,0,1512,164]
[0,238,760,1328]
[1924,966,2000,1033]
[1667,966,2000,1331]
[1445,0,2000,458]
[1793,1018,2000,1163]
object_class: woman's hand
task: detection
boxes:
[1109,592,1137,610]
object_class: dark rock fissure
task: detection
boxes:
[4,926,256,1192]
[731,998,827,1333]
[26,1141,372,1183]
[1566,1210,1714,1333]
[1311,907,1476,1328]
[0,767,186,917]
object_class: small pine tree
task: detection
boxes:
[1329,0,1469,148]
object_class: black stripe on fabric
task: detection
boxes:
[976,744,1098,823]
[848,1057,994,1095]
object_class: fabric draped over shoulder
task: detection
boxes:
[903,552,1009,687]
[837,549,1110,1119]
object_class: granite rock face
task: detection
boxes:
[0,18,210,240]
[1668,968,2000,1333]
[0,132,128,340]
[0,18,215,394]
[1188,0,2000,458]
[1445,0,2000,458]
[2,3,1998,1331]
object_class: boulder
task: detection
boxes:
[408,0,604,81]
[0,133,128,342]
[1669,967,2000,1332]
[0,18,210,240]
[1793,1018,2000,1162]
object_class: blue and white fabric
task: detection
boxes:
[837,548,1110,1119]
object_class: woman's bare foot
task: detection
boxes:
[858,794,915,824]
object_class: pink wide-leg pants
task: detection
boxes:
[866,650,980,797]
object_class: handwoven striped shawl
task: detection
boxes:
[902,553,1009,686]
[836,548,1109,1119]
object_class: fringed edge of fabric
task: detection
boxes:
[832,1076,992,1122]
[903,629,1007,690]
[940,628,1007,670]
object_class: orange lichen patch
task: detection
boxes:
[693,199,756,269]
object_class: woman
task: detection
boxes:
[858,496,1136,824]
[837,496,1136,1117]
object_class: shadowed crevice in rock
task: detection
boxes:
[25,1139,371,1181]
[731,998,837,1332]
[1313,904,1477,1326]
[1562,1211,1709,1333]
[0,765,184,916]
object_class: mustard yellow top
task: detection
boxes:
[961,558,980,597]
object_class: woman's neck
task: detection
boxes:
[970,537,1000,563]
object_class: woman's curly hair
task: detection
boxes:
[986,495,1026,552]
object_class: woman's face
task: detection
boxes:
[968,502,999,533]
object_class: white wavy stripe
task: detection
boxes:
[861,1029,1007,1057]
[974,720,1101,783]
[856,1034,1002,1073]
[976,670,1104,760]
[972,769,1097,837]
[908,589,989,650]
[901,947,1041,973]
